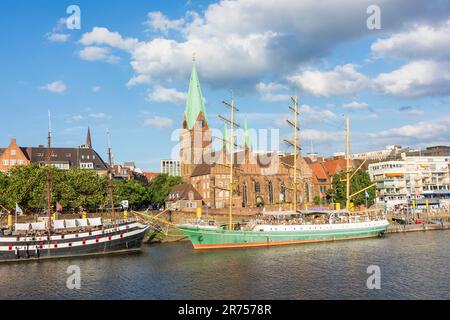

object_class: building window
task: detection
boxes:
[280,184,286,203]
[268,181,273,204]
[242,182,248,208]
[255,182,260,193]
[3,160,8,166]
[11,150,16,156]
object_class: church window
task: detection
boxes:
[268,181,274,204]
[242,182,248,208]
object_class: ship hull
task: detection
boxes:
[0,222,149,263]
[179,221,389,250]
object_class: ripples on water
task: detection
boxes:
[1,231,449,300]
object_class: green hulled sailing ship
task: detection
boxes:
[177,95,389,250]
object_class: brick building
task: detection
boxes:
[171,59,313,210]
[0,128,108,174]
[0,138,31,172]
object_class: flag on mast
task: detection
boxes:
[15,203,23,215]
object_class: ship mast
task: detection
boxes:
[46,111,53,233]
[346,116,350,211]
[220,92,240,231]
[107,130,116,223]
[285,96,300,212]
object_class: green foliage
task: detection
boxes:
[114,179,150,209]
[329,170,375,207]
[62,169,108,210]
[147,174,183,207]
[0,165,178,213]
[313,196,322,205]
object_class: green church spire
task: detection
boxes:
[244,119,251,150]
[184,59,208,130]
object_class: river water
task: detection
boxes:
[1,231,449,300]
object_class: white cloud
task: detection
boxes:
[374,60,450,97]
[79,46,119,63]
[47,33,70,42]
[342,101,369,110]
[288,64,368,97]
[369,117,450,145]
[89,113,111,120]
[144,116,173,129]
[147,86,187,105]
[92,86,101,93]
[256,82,291,102]
[40,81,67,94]
[398,106,424,116]
[145,11,185,33]
[302,129,345,144]
[371,20,450,61]
[79,27,139,51]
[127,74,150,87]
[46,17,70,43]
[77,1,449,88]
[299,104,338,122]
[67,113,111,121]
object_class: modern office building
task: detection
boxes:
[160,159,181,177]
[368,156,450,209]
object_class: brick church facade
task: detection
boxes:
[175,59,314,210]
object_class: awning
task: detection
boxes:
[76,219,88,227]
[31,222,47,230]
[53,220,66,230]
[88,217,102,227]
[15,223,30,231]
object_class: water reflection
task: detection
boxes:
[1,231,449,299]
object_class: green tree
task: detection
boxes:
[63,169,107,210]
[329,170,375,207]
[114,179,150,209]
[148,174,183,207]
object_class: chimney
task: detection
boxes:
[10,138,17,145]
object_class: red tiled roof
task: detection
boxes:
[324,158,347,177]
[143,172,159,181]
[308,162,329,184]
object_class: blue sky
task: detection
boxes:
[1,0,450,171]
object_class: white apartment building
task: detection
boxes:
[351,145,404,161]
[368,156,450,208]
[161,159,181,177]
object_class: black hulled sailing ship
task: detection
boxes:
[0,120,148,262]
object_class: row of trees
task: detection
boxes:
[313,171,376,207]
[0,164,182,213]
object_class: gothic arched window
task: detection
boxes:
[268,181,274,204]
[242,182,248,208]
[280,184,286,203]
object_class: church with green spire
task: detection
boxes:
[176,58,313,211]
[180,58,212,179]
